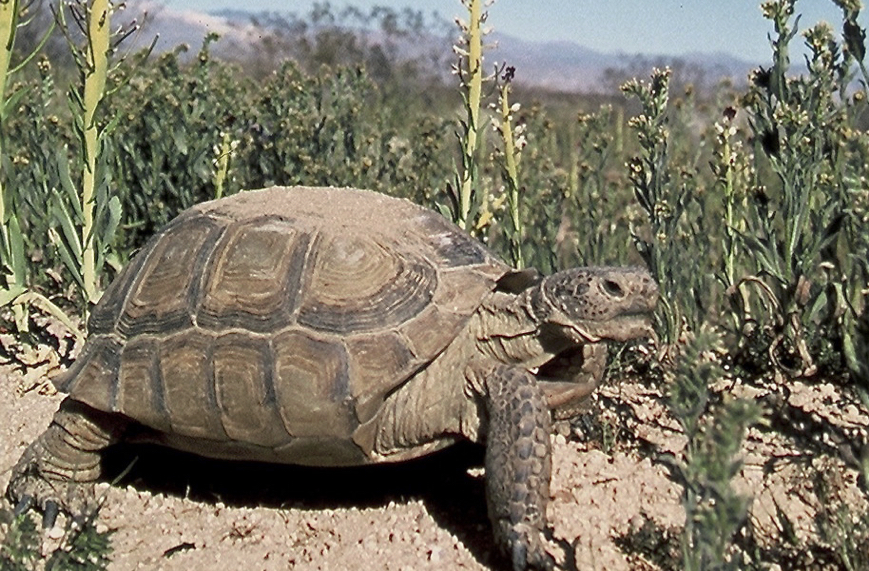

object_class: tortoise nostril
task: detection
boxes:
[603,279,625,297]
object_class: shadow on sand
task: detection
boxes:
[101,440,503,568]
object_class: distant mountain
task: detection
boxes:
[133,2,260,56]
[490,33,758,92]
[488,33,617,92]
[132,3,758,93]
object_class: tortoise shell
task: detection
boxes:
[54,186,510,465]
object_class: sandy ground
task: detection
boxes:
[1,342,867,571]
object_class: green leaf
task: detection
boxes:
[51,192,83,263]
[0,87,27,123]
[95,195,122,272]
[806,289,828,324]
[56,147,83,220]
[172,128,188,154]
[844,19,867,63]
[105,195,121,237]
[49,227,85,294]
[0,285,25,306]
[7,214,25,283]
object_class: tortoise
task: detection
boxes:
[6,186,657,570]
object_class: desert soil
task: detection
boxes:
[1,338,867,571]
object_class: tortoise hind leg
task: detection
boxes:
[6,398,124,526]
[481,364,554,571]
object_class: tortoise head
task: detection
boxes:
[518,266,658,419]
[531,266,658,344]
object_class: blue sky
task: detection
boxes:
[158,1,869,64]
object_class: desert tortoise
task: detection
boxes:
[7,186,657,570]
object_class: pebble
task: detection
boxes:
[429,546,444,562]
[47,525,64,539]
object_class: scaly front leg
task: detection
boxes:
[6,399,122,527]
[472,363,554,571]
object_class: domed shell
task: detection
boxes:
[55,187,510,465]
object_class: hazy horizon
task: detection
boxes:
[156,1,869,64]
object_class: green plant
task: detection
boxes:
[817,496,869,571]
[0,514,40,571]
[622,68,699,347]
[735,0,866,377]
[835,0,869,387]
[59,0,114,305]
[0,510,113,571]
[0,0,77,340]
[840,169,869,386]
[45,513,113,571]
[665,327,761,571]
[561,104,638,268]
[501,101,569,274]
[0,0,30,328]
[212,128,236,199]
[49,0,140,318]
[78,0,111,305]
[108,36,245,247]
[711,107,754,336]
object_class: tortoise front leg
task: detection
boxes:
[6,398,123,526]
[478,363,554,571]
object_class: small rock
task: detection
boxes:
[429,546,444,562]
[47,525,64,539]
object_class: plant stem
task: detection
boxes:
[0,0,17,229]
[496,70,524,268]
[214,131,233,199]
[81,0,110,304]
[458,0,483,231]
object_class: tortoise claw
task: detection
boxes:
[42,501,59,529]
[12,495,62,530]
[13,494,34,516]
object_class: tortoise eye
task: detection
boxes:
[602,279,625,297]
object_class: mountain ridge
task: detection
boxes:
[135,3,759,93]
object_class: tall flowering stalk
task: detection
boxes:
[449,0,490,232]
[213,130,237,199]
[622,68,683,345]
[711,107,754,334]
[51,0,144,318]
[80,0,111,305]
[493,66,526,268]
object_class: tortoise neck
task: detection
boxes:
[474,290,556,368]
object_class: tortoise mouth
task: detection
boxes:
[533,345,602,419]
[559,314,656,344]
[531,314,654,420]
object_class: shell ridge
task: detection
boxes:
[117,216,227,337]
[151,339,170,428]
[187,222,226,329]
[195,215,312,332]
